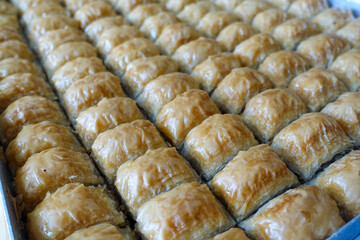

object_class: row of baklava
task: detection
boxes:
[1,1,135,239]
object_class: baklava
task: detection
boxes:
[313,8,354,33]
[210,228,250,240]
[74,1,115,29]
[65,223,133,240]
[196,11,238,38]
[0,26,23,43]
[21,2,67,27]
[336,18,360,48]
[0,58,43,80]
[0,40,34,61]
[109,0,156,14]
[12,0,61,13]
[287,0,329,18]
[127,3,166,27]
[0,15,19,31]
[233,0,272,24]
[252,8,292,34]
[213,0,243,11]
[164,0,197,13]
[178,1,219,27]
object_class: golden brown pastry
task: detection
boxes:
[321,92,360,146]
[165,0,197,13]
[288,0,328,18]
[272,18,320,50]
[84,16,129,43]
[51,57,107,95]
[63,72,125,120]
[314,151,360,220]
[172,38,223,73]
[96,26,142,57]
[0,58,43,80]
[115,147,198,216]
[178,1,219,27]
[28,15,80,43]
[137,182,234,240]
[258,50,310,87]
[6,121,84,173]
[127,3,166,27]
[336,18,360,48]
[136,72,199,121]
[0,96,68,146]
[76,97,143,150]
[21,2,67,27]
[183,114,257,180]
[266,0,295,10]
[0,1,17,15]
[0,73,55,113]
[211,67,272,114]
[289,68,347,112]
[37,28,86,60]
[64,0,98,15]
[252,8,292,34]
[155,23,201,56]
[241,186,344,240]
[210,228,250,240]
[197,11,238,38]
[329,49,360,92]
[272,112,352,179]
[105,38,159,77]
[15,147,103,212]
[242,88,308,142]
[27,183,126,240]
[216,22,258,51]
[140,12,180,41]
[122,56,178,98]
[234,0,272,24]
[297,33,350,68]
[92,119,167,182]
[0,26,23,43]
[156,89,220,147]
[44,41,97,77]
[234,33,281,68]
[65,223,133,240]
[74,1,116,29]
[313,8,354,33]
[109,0,156,14]
[191,53,241,93]
[0,40,34,61]
[0,15,19,30]
[211,144,298,221]
[13,0,61,12]
[213,0,243,11]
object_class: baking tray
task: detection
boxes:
[1,0,360,239]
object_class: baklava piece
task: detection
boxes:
[336,18,360,48]
[122,56,178,98]
[216,22,258,51]
[289,68,347,112]
[15,147,103,212]
[137,182,234,240]
[297,33,350,68]
[313,8,354,33]
[252,8,292,34]
[13,0,61,13]
[165,0,197,13]
[74,1,116,29]
[76,97,143,150]
[127,3,166,27]
[241,186,344,240]
[44,41,97,77]
[183,114,257,180]
[92,119,167,182]
[0,58,43,80]
[96,26,142,57]
[178,1,219,27]
[321,92,360,146]
[211,144,298,221]
[63,72,125,120]
[0,73,55,113]
[6,121,84,173]
[191,53,241,93]
[266,0,295,10]
[0,1,18,15]
[0,15,19,31]
[51,57,107,95]
[65,223,133,240]
[234,33,281,68]
[272,18,319,50]
[84,16,129,43]
[0,96,68,146]
[234,0,272,24]
[211,67,272,114]
[287,0,328,18]
[173,38,223,73]
[197,11,238,38]
[109,0,156,14]
[314,151,360,220]
[156,89,220,147]
[115,147,198,216]
[27,183,126,240]
[64,0,99,15]
[155,23,201,56]
[210,228,250,240]
[272,112,352,179]
[0,26,23,43]
[136,72,199,121]
[213,0,243,11]
[21,2,67,27]
[140,12,180,41]
[242,88,307,142]
[329,49,360,91]
[0,40,34,61]
[105,38,159,77]
[258,50,310,87]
